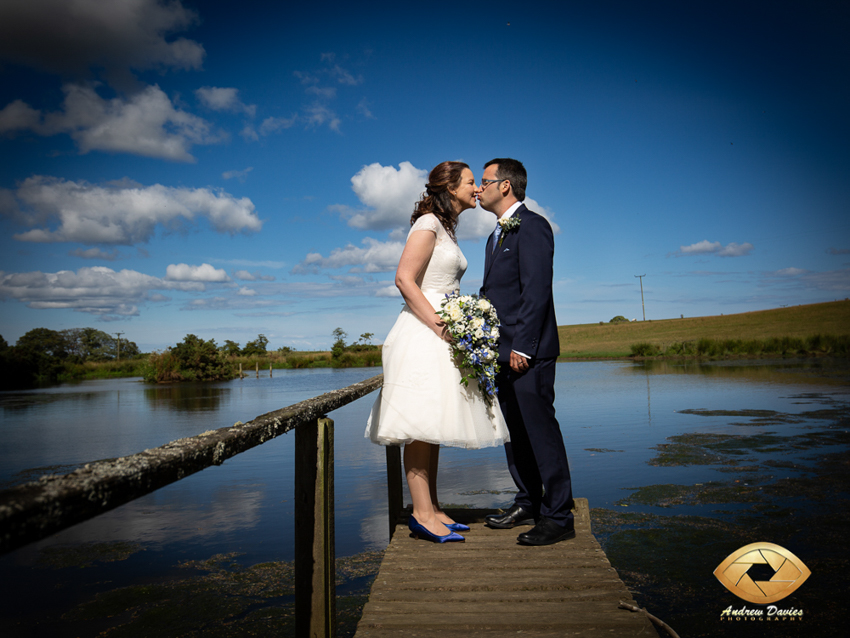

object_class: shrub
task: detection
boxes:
[242,334,269,356]
[331,327,347,360]
[143,335,236,383]
[630,342,661,357]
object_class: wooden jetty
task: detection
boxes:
[355,498,659,637]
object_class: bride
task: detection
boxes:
[366,161,509,543]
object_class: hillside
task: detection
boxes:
[557,300,850,358]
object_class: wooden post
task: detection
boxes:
[386,445,403,539]
[270,363,273,378]
[239,362,243,379]
[295,417,336,638]
[256,362,259,378]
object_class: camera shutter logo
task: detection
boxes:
[714,542,811,604]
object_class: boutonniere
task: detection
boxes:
[497,216,521,247]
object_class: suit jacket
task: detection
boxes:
[480,205,560,363]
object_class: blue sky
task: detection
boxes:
[1,0,848,352]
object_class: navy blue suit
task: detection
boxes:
[480,205,574,527]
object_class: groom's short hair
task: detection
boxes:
[484,158,527,201]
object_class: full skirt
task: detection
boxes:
[366,294,508,449]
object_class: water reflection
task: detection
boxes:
[143,384,231,412]
[0,389,108,413]
[36,483,265,549]
[627,357,850,386]
[0,361,848,634]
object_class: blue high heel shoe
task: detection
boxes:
[408,516,465,543]
[444,522,470,532]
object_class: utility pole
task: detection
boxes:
[114,332,124,361]
[635,275,646,321]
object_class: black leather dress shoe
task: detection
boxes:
[517,517,575,546]
[484,504,535,529]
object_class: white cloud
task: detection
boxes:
[293,237,404,274]
[717,242,754,257]
[258,115,298,135]
[455,206,495,240]
[455,197,559,241]
[806,268,850,291]
[308,53,363,86]
[222,167,254,182]
[182,296,276,311]
[344,162,428,230]
[303,103,341,131]
[240,125,259,141]
[680,240,722,255]
[765,268,850,292]
[5,176,262,245]
[267,54,364,134]
[0,84,220,162]
[331,66,361,85]
[0,99,41,132]
[232,269,274,282]
[0,0,204,82]
[71,247,119,261]
[165,263,230,282]
[524,197,561,235]
[0,266,162,317]
[219,259,286,269]
[300,164,561,282]
[680,239,754,257]
[196,87,256,116]
[357,98,374,119]
[306,86,337,99]
[337,162,557,240]
[240,55,365,141]
[0,261,255,318]
[375,285,401,297]
[237,287,257,296]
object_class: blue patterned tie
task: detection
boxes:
[492,225,501,253]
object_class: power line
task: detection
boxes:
[635,275,646,321]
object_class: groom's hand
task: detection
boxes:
[510,351,529,373]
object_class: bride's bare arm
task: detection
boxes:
[395,230,449,340]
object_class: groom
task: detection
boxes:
[478,158,575,546]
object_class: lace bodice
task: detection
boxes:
[409,214,467,295]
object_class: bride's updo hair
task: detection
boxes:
[410,161,469,237]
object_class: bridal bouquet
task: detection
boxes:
[438,291,501,405]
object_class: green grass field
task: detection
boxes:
[557,299,850,358]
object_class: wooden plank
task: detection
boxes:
[385,445,403,539]
[295,417,336,638]
[355,499,657,638]
[370,592,622,604]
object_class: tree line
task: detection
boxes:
[0,328,141,389]
[1,327,381,389]
[143,329,379,383]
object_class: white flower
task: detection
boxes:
[437,291,502,405]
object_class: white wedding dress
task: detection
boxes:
[366,214,509,449]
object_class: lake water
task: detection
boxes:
[1,359,848,635]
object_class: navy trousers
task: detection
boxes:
[497,357,574,527]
